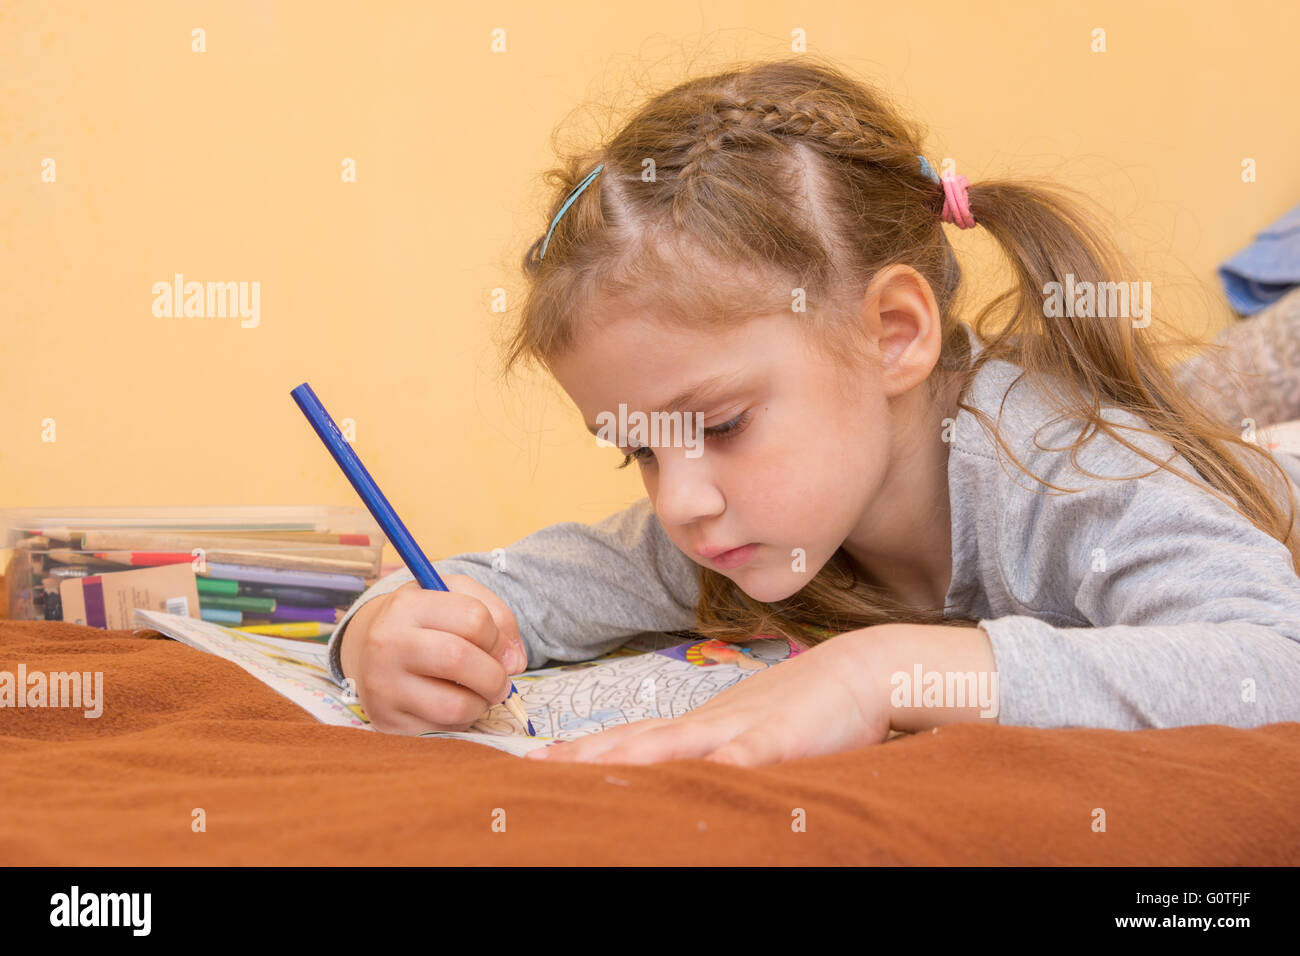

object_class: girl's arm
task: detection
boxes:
[961,439,1300,731]
[861,623,1001,732]
[326,497,699,686]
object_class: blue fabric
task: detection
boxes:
[1218,200,1300,315]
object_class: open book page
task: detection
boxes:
[133,609,801,756]
[134,609,369,728]
[424,634,799,755]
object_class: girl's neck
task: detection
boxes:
[840,369,962,612]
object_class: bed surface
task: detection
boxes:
[2,619,1297,865]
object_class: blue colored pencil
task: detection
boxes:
[290,382,535,736]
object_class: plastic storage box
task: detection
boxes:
[1,506,387,634]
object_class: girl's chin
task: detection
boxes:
[732,571,805,604]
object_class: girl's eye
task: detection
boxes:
[616,447,655,469]
[615,410,752,469]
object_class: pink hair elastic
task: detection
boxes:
[940,173,976,229]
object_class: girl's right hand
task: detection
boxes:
[339,575,529,735]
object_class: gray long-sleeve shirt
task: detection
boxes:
[326,325,1300,730]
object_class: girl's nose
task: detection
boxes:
[651,455,726,527]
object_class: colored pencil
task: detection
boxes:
[94,551,193,566]
[237,621,335,639]
[291,382,534,736]
[199,561,366,592]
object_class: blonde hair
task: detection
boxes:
[501,55,1299,649]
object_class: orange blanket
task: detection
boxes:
[2,619,1297,864]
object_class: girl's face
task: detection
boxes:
[550,266,950,604]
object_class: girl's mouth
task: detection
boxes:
[710,543,758,569]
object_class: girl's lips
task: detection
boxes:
[710,543,758,569]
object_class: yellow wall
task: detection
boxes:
[4,0,1298,565]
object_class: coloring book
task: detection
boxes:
[134,608,799,756]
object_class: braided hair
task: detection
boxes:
[503,54,1300,647]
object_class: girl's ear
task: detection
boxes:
[863,266,945,397]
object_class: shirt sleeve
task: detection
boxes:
[324,497,700,686]
[979,440,1300,730]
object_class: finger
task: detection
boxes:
[533,721,658,761]
[703,728,783,768]
[389,674,489,732]
[363,692,477,735]
[442,575,526,671]
[380,707,477,736]
[590,720,743,765]
[388,585,502,657]
[363,707,429,735]
[532,718,672,762]
[394,629,512,706]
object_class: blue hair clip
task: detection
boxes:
[539,164,605,260]
[918,155,941,184]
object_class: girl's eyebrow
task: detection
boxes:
[584,370,747,435]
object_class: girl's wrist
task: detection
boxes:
[338,592,389,682]
[852,623,1001,734]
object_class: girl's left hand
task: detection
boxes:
[524,631,891,767]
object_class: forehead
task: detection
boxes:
[560,306,735,363]
[552,311,797,419]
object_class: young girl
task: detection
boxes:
[333,56,1300,766]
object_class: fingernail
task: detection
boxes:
[508,646,526,673]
